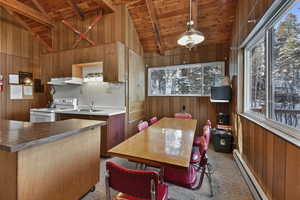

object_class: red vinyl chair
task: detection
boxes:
[105,161,168,200]
[163,136,208,190]
[193,120,212,146]
[134,121,150,169]
[174,113,192,119]
[191,123,212,166]
[137,121,149,132]
[149,117,158,125]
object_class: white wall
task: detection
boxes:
[53,82,125,108]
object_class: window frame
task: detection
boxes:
[147,61,225,97]
[244,31,267,118]
[243,0,300,141]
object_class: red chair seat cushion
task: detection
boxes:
[193,136,201,146]
[190,148,201,163]
[114,184,168,200]
[163,165,197,188]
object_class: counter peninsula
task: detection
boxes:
[0,119,106,200]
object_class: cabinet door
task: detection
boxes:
[103,42,125,82]
[57,114,91,120]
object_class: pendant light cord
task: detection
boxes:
[189,0,192,23]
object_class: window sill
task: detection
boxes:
[239,112,300,147]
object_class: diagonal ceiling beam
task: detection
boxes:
[0,0,54,27]
[93,0,116,14]
[31,0,51,20]
[67,0,84,20]
[145,0,164,55]
[4,7,53,52]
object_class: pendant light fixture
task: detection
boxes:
[177,0,205,49]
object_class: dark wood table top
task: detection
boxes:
[0,119,106,152]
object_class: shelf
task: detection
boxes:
[210,98,230,103]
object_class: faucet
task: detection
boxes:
[89,101,95,112]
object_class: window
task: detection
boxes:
[246,37,266,115]
[269,1,300,130]
[148,62,225,96]
[244,0,300,133]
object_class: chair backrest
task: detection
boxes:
[149,117,158,125]
[174,113,192,119]
[206,120,212,127]
[137,121,149,132]
[106,161,160,200]
[203,125,211,145]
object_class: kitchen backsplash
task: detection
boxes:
[53,82,125,107]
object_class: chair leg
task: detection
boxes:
[135,163,140,169]
[105,172,112,200]
[205,163,214,197]
[205,171,213,197]
[192,163,200,171]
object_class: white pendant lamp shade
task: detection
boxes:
[177,0,205,49]
[177,27,205,49]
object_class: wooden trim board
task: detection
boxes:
[233,149,268,200]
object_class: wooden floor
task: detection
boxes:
[82,146,253,200]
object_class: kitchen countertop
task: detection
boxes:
[55,108,126,116]
[0,119,106,152]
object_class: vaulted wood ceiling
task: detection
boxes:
[0,0,237,53]
[115,0,237,52]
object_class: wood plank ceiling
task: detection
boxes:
[0,0,237,53]
[0,0,115,51]
[114,0,237,53]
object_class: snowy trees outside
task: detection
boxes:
[271,6,300,129]
[250,2,300,129]
[249,38,266,114]
[148,62,224,96]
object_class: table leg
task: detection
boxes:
[160,166,165,183]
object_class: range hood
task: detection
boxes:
[48,77,83,86]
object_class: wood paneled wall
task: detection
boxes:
[40,5,145,138]
[230,0,300,199]
[50,5,143,55]
[126,49,145,137]
[0,8,46,121]
[144,43,230,134]
[239,116,300,200]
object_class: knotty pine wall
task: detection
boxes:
[144,43,230,135]
[230,0,300,199]
[0,8,46,121]
[40,5,145,138]
[49,5,143,55]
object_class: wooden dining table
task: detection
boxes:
[108,117,197,169]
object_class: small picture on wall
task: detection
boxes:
[8,74,19,84]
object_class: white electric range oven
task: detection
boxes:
[30,98,78,123]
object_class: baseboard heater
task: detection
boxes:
[233,150,268,200]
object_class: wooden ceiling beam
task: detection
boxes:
[145,0,164,55]
[31,0,51,20]
[67,0,84,20]
[93,0,116,14]
[0,0,54,27]
[4,7,54,52]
